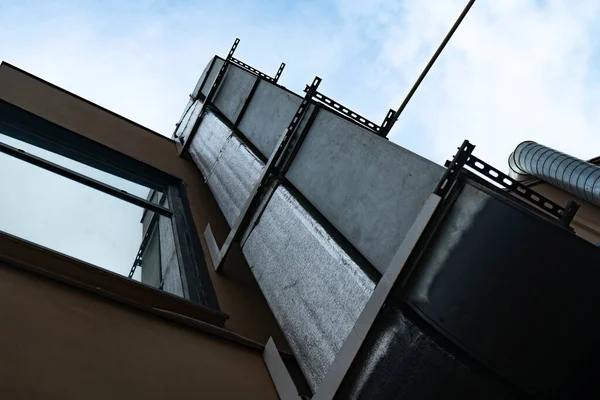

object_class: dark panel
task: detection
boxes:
[403,182,600,398]
[336,307,523,400]
[0,100,178,189]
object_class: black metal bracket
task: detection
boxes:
[435,140,475,198]
[303,83,386,137]
[204,77,321,272]
[230,57,286,84]
[178,38,239,154]
[464,154,568,220]
[437,139,579,225]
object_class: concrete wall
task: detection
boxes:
[0,259,277,400]
[238,79,303,157]
[286,109,444,274]
[0,62,289,350]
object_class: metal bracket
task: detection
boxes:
[229,57,286,84]
[204,77,321,272]
[178,38,239,154]
[303,84,385,136]
[435,140,475,198]
[464,153,568,220]
[274,62,286,83]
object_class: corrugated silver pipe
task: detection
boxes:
[508,140,600,206]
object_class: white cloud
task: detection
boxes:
[2,1,600,275]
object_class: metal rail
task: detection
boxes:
[304,85,385,136]
[0,140,172,217]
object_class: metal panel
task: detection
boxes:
[404,182,600,398]
[188,111,232,177]
[242,185,375,391]
[336,308,521,400]
[238,79,303,158]
[286,109,444,274]
[200,58,225,98]
[206,133,264,226]
[213,65,258,124]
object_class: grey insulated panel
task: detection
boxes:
[213,65,258,124]
[206,134,264,226]
[242,185,375,391]
[286,109,444,274]
[238,79,303,158]
[188,111,232,177]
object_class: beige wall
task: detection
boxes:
[0,63,289,351]
[0,260,278,400]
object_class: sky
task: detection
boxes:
[1,0,600,278]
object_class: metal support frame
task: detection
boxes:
[204,77,322,272]
[303,83,385,137]
[230,57,286,84]
[437,139,578,225]
[274,62,286,83]
[435,139,475,199]
[178,38,240,154]
[0,140,173,217]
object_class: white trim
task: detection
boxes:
[312,194,441,399]
[263,337,302,400]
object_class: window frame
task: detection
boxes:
[0,99,220,311]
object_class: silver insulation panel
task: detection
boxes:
[188,110,264,226]
[188,111,232,177]
[242,185,375,390]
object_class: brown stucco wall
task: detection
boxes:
[0,62,289,351]
[0,259,278,400]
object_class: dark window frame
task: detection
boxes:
[0,99,220,311]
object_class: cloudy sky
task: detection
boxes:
[1,0,600,277]
[3,0,600,167]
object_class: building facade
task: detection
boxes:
[1,41,599,399]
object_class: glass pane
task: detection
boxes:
[0,151,183,297]
[0,130,162,204]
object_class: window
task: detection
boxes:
[0,99,218,310]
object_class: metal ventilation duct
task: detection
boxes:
[508,140,600,206]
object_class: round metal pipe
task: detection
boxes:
[508,140,600,206]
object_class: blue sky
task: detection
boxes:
[3,0,600,167]
[2,0,600,276]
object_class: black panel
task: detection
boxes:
[402,181,600,398]
[336,306,524,400]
